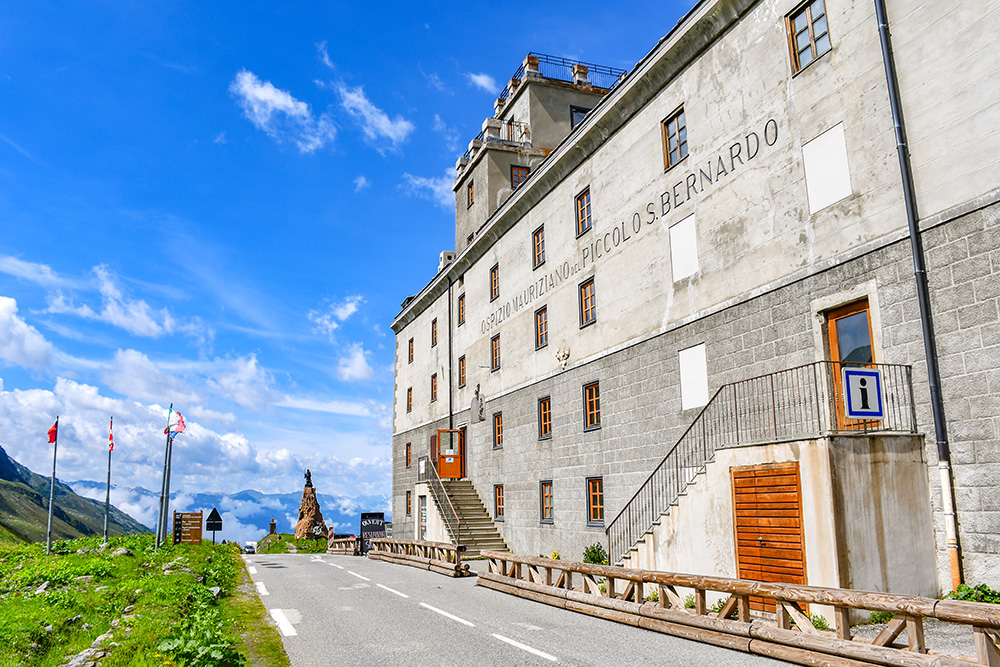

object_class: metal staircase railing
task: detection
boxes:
[606,361,916,564]
[417,456,462,546]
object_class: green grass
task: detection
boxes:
[0,534,290,666]
[255,533,326,555]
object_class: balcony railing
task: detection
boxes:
[606,361,917,565]
[461,120,530,161]
[417,456,462,545]
[498,52,628,102]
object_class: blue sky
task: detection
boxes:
[0,1,689,531]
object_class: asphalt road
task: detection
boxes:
[243,553,790,666]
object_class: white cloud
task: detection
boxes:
[308,295,364,338]
[207,354,275,411]
[401,169,455,208]
[0,296,54,367]
[336,83,414,149]
[0,256,75,288]
[337,342,373,381]
[229,69,336,153]
[275,395,371,417]
[102,348,199,404]
[467,72,499,94]
[354,175,370,192]
[422,70,447,92]
[317,41,334,70]
[213,131,227,144]
[432,114,460,152]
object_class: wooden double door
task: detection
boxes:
[732,462,807,612]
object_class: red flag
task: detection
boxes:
[47,420,58,444]
[109,417,114,452]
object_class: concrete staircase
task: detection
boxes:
[439,479,508,557]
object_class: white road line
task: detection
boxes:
[270,609,297,637]
[419,602,475,627]
[376,583,409,598]
[492,634,557,662]
[247,566,257,575]
[328,563,344,569]
[256,582,269,596]
[347,571,370,581]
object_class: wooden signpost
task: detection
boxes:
[172,510,203,545]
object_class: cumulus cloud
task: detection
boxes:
[337,342,374,382]
[0,297,54,367]
[353,175,370,191]
[102,349,200,404]
[207,354,275,411]
[467,72,499,94]
[336,83,414,149]
[308,295,364,338]
[229,69,336,153]
[401,169,455,208]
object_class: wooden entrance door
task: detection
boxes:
[437,429,464,479]
[732,462,807,612]
[827,299,876,429]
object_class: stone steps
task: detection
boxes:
[437,479,509,557]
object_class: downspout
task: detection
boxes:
[447,277,454,432]
[874,0,963,589]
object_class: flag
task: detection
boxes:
[47,419,58,444]
[109,417,114,452]
[164,411,186,439]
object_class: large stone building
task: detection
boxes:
[391,0,1000,597]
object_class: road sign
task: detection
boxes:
[842,367,884,421]
[206,507,223,531]
[173,510,203,545]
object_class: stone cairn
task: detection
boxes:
[294,469,329,540]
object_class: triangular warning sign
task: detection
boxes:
[207,507,222,523]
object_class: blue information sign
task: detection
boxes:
[841,368,884,420]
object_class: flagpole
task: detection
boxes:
[156,404,172,549]
[103,416,113,547]
[46,416,59,556]
[162,434,175,545]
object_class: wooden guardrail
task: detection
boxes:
[479,550,1000,667]
[368,538,471,577]
[327,537,359,556]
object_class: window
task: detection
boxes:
[662,107,688,170]
[494,484,504,520]
[406,490,412,516]
[579,278,596,327]
[431,319,437,347]
[408,338,414,363]
[535,306,548,349]
[538,396,552,439]
[570,106,590,129]
[406,387,412,412]
[576,187,592,236]
[430,373,438,402]
[457,293,466,326]
[587,477,604,525]
[467,233,474,247]
[788,0,831,73]
[490,264,500,301]
[458,355,466,388]
[584,381,601,431]
[540,481,553,523]
[493,412,503,448]
[405,442,411,468]
[491,334,501,371]
[467,180,474,208]
[511,165,529,189]
[532,225,545,268]
[679,343,709,410]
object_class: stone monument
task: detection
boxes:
[294,469,329,540]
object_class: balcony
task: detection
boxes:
[498,52,628,104]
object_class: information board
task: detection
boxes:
[359,512,386,555]
[173,510,203,545]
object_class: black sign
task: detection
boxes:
[206,507,223,532]
[359,512,386,555]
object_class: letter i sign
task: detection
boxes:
[842,368,884,420]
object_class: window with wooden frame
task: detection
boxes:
[406,490,412,515]
[457,293,465,326]
[584,381,601,431]
[587,477,604,525]
[787,0,831,73]
[406,387,412,413]
[532,225,545,268]
[467,180,474,208]
[491,334,501,371]
[458,355,466,388]
[408,338,414,363]
[431,318,437,347]
[662,107,688,170]
[493,412,503,448]
[490,264,500,301]
[405,442,411,468]
[538,396,552,440]
[579,277,596,327]
[570,106,590,129]
[511,165,529,189]
[535,306,548,349]
[494,484,504,520]
[430,373,438,402]
[576,187,592,236]
[540,481,553,523]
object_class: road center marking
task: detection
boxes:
[420,602,475,627]
[347,571,370,581]
[376,583,409,598]
[493,634,557,661]
[328,563,344,569]
[256,582,269,596]
[270,609,297,637]
[247,566,257,575]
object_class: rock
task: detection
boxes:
[44,625,53,634]
[66,615,84,625]
[294,482,329,540]
[123,605,134,614]
[82,623,92,630]
[209,586,222,599]
[196,575,206,584]
[75,576,94,585]
[112,548,133,557]
[35,581,50,595]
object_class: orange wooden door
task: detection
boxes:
[732,462,807,612]
[437,429,463,479]
[827,300,876,430]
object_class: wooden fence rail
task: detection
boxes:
[327,537,359,556]
[368,538,471,578]
[479,550,1000,667]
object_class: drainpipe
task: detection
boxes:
[874,0,963,589]
[447,277,454,432]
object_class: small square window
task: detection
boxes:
[538,396,552,439]
[587,477,604,525]
[540,480,553,523]
[457,293,466,326]
[405,442,411,468]
[491,334,501,371]
[408,338,414,364]
[493,412,503,448]
[458,355,466,388]
[494,484,504,520]
[512,165,529,189]
[430,373,438,402]
[576,188,592,236]
[406,387,412,413]
[467,180,474,208]
[662,107,688,170]
[787,0,832,73]
[490,264,500,301]
[431,318,438,347]
[535,306,548,349]
[532,225,545,268]
[579,278,596,327]
[406,490,412,516]
[584,381,601,431]
[570,106,590,129]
